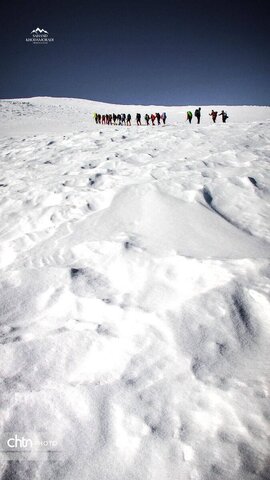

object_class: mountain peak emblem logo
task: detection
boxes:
[31,28,48,34]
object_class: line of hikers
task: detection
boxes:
[187,108,229,124]
[93,109,229,126]
[93,112,167,126]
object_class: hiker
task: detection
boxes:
[145,114,150,125]
[219,110,228,123]
[187,111,193,124]
[108,114,112,125]
[156,113,161,125]
[136,113,141,126]
[209,110,218,123]
[93,112,98,124]
[151,113,156,125]
[102,114,106,124]
[161,112,167,124]
[127,114,131,126]
[112,113,117,125]
[117,114,122,125]
[121,113,126,125]
[194,107,201,124]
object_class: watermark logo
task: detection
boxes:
[7,434,33,450]
[31,28,48,34]
[1,432,60,459]
[26,27,54,45]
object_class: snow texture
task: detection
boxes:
[0,97,270,480]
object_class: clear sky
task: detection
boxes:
[0,0,269,105]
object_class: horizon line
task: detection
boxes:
[1,95,270,108]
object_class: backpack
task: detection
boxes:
[195,109,199,116]
[187,111,192,118]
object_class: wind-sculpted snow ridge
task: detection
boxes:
[0,98,270,480]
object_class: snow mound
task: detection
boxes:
[75,183,269,258]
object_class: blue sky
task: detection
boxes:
[0,0,269,105]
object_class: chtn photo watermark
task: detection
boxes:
[26,27,54,45]
[1,433,60,459]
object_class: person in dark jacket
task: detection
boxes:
[136,113,141,126]
[219,110,228,123]
[161,112,167,124]
[127,114,131,126]
[194,108,201,124]
[145,114,150,125]
[156,113,161,125]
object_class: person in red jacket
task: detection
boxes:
[209,110,218,123]
[151,113,156,126]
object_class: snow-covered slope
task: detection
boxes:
[0,97,270,480]
[1,96,270,135]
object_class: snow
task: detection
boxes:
[0,97,270,480]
